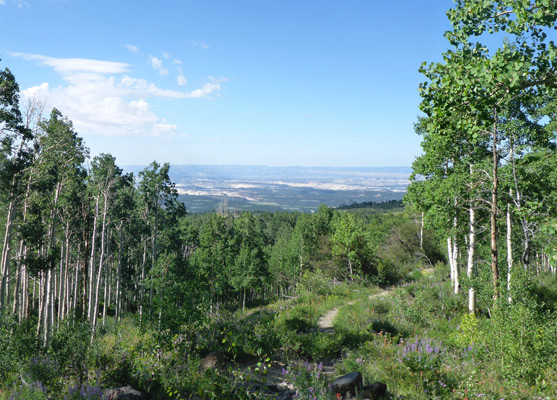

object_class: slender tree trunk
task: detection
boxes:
[43,269,52,347]
[115,225,123,322]
[36,270,44,337]
[490,113,500,302]
[447,237,455,287]
[509,135,530,267]
[58,239,65,324]
[92,192,109,338]
[139,238,147,326]
[0,199,16,315]
[88,196,99,322]
[420,212,424,250]
[506,200,513,304]
[11,262,21,319]
[467,205,476,279]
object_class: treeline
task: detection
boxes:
[337,199,403,211]
[0,67,443,347]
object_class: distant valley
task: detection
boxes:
[123,165,411,213]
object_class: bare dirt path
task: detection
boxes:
[318,288,393,334]
[318,306,340,333]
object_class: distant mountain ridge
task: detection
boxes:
[121,164,412,213]
[122,164,412,180]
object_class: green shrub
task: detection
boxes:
[48,319,90,380]
[369,319,398,336]
[282,362,335,400]
[296,269,333,297]
[450,313,481,348]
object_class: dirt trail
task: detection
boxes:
[317,307,340,333]
[241,277,435,398]
[318,289,392,334]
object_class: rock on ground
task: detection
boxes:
[103,385,145,400]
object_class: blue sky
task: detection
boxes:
[0,0,454,167]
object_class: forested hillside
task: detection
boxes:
[1,0,557,399]
[0,67,443,398]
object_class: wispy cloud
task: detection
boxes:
[176,66,187,86]
[173,58,182,65]
[187,80,221,98]
[14,0,30,8]
[150,55,169,75]
[12,53,223,137]
[125,44,140,53]
[162,52,170,59]
[11,53,129,75]
[191,41,210,50]
[0,1,6,6]
[177,75,187,86]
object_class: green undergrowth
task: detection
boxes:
[331,267,557,399]
[2,268,557,399]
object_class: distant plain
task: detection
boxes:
[124,165,411,212]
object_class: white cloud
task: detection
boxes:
[150,55,169,76]
[125,44,140,53]
[186,81,221,98]
[10,52,129,77]
[0,1,6,6]
[162,52,170,59]
[14,0,30,8]
[191,41,210,50]
[173,58,183,65]
[176,66,187,86]
[13,53,223,137]
[177,75,187,86]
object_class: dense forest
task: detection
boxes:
[1,0,557,399]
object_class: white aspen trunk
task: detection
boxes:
[447,237,455,287]
[22,264,28,320]
[139,239,147,326]
[509,135,530,267]
[115,225,123,322]
[453,234,459,294]
[43,269,52,347]
[468,288,476,314]
[452,198,459,294]
[92,192,109,338]
[11,265,20,318]
[88,196,99,322]
[57,243,64,325]
[60,223,70,320]
[72,251,80,317]
[72,242,81,313]
[36,271,44,337]
[19,161,34,321]
[0,199,15,314]
[43,181,62,332]
[102,263,108,327]
[490,113,500,302]
[467,206,476,278]
[106,261,112,311]
[33,273,37,311]
[420,212,424,250]
[64,241,71,319]
[104,231,112,326]
[506,201,513,304]
[50,269,55,333]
